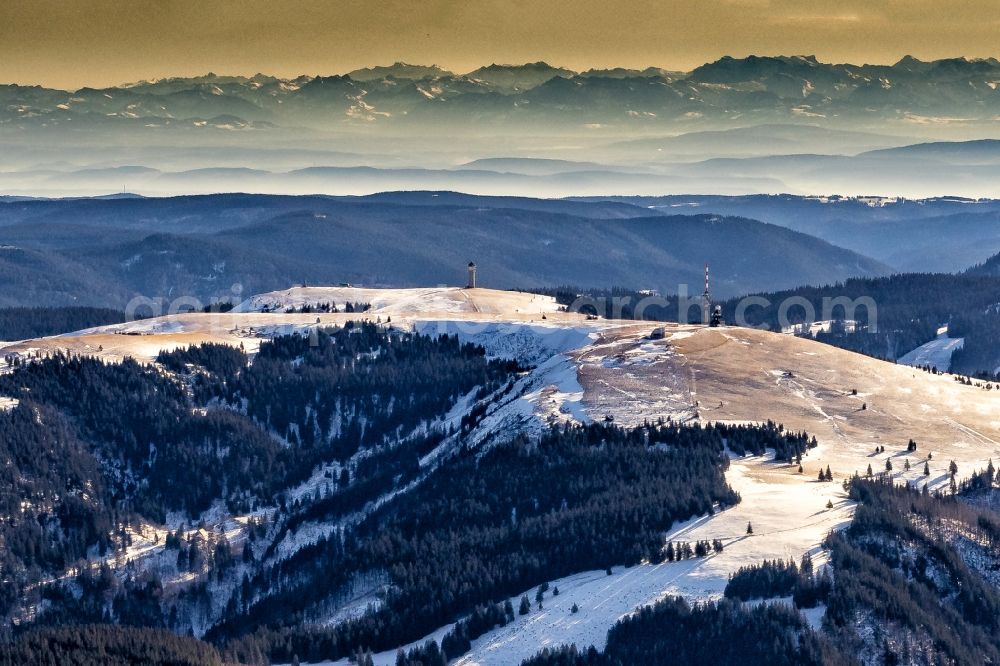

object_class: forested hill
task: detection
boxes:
[0,315,831,665]
[531,272,1000,376]
[0,324,518,620]
[965,249,1000,277]
[0,194,888,307]
[0,306,124,341]
[579,195,1000,275]
[217,420,758,663]
[716,274,1000,375]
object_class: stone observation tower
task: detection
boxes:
[467,262,477,289]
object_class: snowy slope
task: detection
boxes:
[305,319,1000,665]
[897,326,964,371]
[235,286,562,318]
[12,287,1000,664]
[311,454,853,666]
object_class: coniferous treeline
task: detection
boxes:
[725,559,802,601]
[220,421,819,663]
[714,420,815,462]
[724,557,831,607]
[226,324,520,461]
[394,639,448,666]
[0,306,125,341]
[948,310,1000,375]
[0,353,289,520]
[280,301,371,314]
[439,600,515,659]
[0,403,115,608]
[0,624,222,666]
[522,469,1000,666]
[521,596,841,666]
[720,274,1000,368]
[524,286,695,322]
[0,324,513,519]
[726,476,1000,664]
[157,342,248,377]
[822,477,1000,664]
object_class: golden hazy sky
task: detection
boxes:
[2,0,999,88]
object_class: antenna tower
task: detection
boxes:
[702,263,711,326]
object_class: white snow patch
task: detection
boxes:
[800,603,827,630]
[782,320,857,336]
[897,329,964,372]
[416,320,595,364]
[237,287,562,319]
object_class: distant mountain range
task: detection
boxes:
[6,56,1000,199]
[4,55,1000,135]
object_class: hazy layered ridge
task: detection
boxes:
[7,137,1000,199]
[4,55,1000,198]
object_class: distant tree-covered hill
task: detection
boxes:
[0,306,124,341]
[579,195,1000,274]
[0,194,888,307]
[534,271,1000,376]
